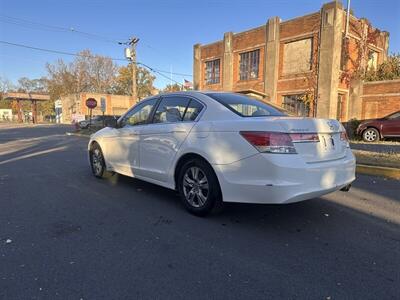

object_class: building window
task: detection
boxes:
[239,49,260,80]
[205,59,220,84]
[367,50,378,71]
[282,95,310,117]
[337,94,345,121]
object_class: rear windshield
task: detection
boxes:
[207,93,287,117]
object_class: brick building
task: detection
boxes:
[60,92,136,123]
[193,1,392,121]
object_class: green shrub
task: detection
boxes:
[342,118,362,140]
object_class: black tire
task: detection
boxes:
[177,158,222,216]
[89,143,113,179]
[362,128,380,142]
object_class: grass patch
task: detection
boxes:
[353,149,400,168]
[350,139,400,145]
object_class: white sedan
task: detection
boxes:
[88,92,356,216]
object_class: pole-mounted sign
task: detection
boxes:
[86,98,97,109]
[86,98,97,129]
[100,97,106,127]
[100,97,106,113]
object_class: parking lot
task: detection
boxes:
[0,124,399,299]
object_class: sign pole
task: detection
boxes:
[85,98,97,130]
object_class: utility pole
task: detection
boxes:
[128,37,139,101]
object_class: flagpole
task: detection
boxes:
[170,65,172,87]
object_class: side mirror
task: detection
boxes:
[105,117,119,128]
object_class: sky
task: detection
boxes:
[0,0,399,89]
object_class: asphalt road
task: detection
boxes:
[0,124,399,300]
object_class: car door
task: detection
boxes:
[106,98,158,177]
[137,96,204,183]
[381,112,400,137]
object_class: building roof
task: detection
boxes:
[3,92,50,101]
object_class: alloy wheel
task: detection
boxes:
[182,166,209,208]
[91,148,103,176]
[364,129,377,142]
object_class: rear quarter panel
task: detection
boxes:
[172,120,262,169]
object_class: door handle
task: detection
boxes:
[120,131,138,136]
[171,130,187,133]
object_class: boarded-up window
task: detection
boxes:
[283,38,312,74]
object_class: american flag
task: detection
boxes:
[183,79,193,89]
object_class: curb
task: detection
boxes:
[356,164,400,180]
[65,132,90,138]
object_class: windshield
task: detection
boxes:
[207,93,287,117]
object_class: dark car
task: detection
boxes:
[356,111,400,142]
[77,115,120,130]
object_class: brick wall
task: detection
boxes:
[233,46,265,93]
[61,93,135,123]
[194,1,390,120]
[360,79,400,119]
[279,13,320,39]
[233,26,265,51]
[232,27,266,93]
[199,42,224,90]
[80,93,135,116]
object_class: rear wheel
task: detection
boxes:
[178,158,222,216]
[362,128,380,142]
[90,143,113,178]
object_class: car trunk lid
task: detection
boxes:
[273,117,347,163]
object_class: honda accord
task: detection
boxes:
[88,92,356,216]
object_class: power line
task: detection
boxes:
[148,68,192,77]
[139,62,184,87]
[0,14,192,76]
[0,40,188,86]
[0,14,125,44]
[0,40,123,61]
[0,40,192,77]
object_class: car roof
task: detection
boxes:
[157,90,288,112]
[157,90,238,97]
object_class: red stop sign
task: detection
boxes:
[86,98,97,109]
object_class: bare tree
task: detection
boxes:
[0,76,13,95]
[46,50,118,99]
[17,77,47,93]
[162,83,182,93]
[0,76,14,109]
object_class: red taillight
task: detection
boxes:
[240,131,296,154]
[340,131,350,148]
[340,131,349,141]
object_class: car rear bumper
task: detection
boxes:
[212,149,356,204]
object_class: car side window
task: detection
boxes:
[120,99,157,127]
[183,99,204,121]
[387,112,400,120]
[153,97,190,124]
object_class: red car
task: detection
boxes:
[357,111,400,142]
